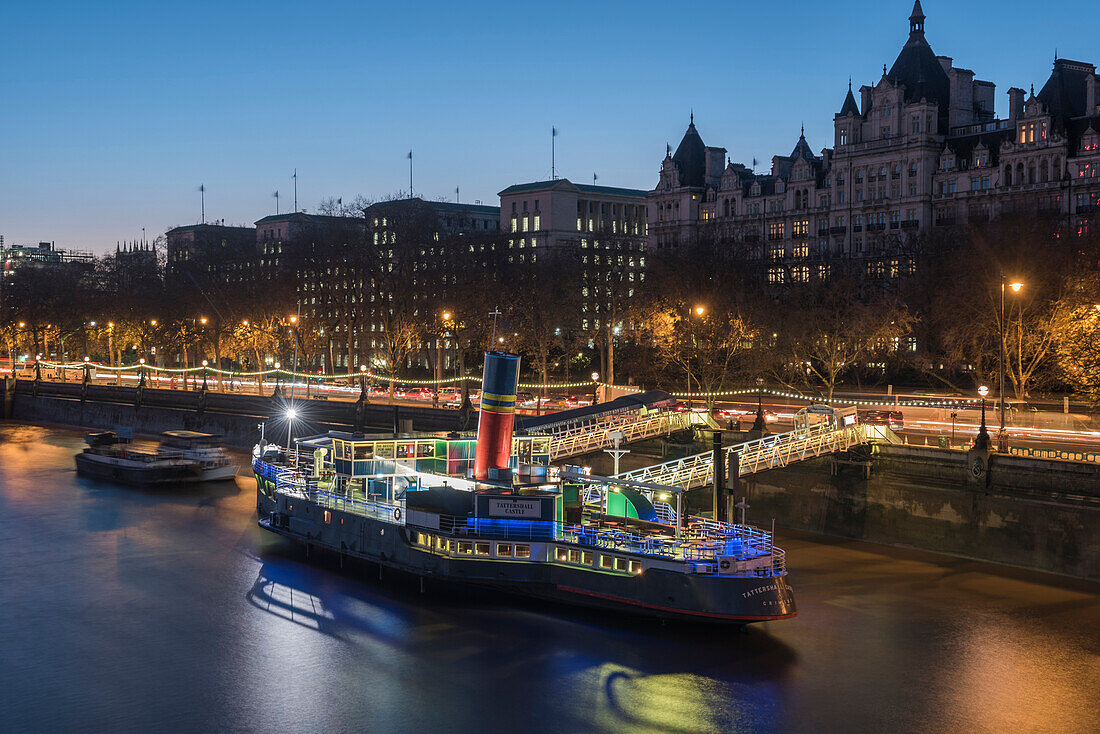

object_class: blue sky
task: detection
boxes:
[0,1,1083,252]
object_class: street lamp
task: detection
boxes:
[752,377,766,432]
[285,407,297,451]
[694,305,705,316]
[591,371,600,406]
[998,275,1024,452]
[975,385,991,450]
[201,359,209,390]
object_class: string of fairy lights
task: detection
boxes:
[30,358,980,406]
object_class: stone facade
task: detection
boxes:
[649,1,1100,286]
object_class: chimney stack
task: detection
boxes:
[1087,74,1097,117]
[1007,87,1025,121]
[473,351,521,480]
[860,85,872,116]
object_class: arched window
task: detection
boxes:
[1053,157,1061,179]
[723,199,731,217]
[1016,162,1025,184]
[1039,159,1048,183]
[1028,162,1036,184]
[1004,165,1012,186]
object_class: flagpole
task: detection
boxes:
[199,184,205,224]
[293,169,297,212]
[551,127,556,180]
[409,151,414,198]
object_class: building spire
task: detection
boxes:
[909,0,925,35]
[690,109,694,125]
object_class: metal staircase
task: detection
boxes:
[614,423,868,490]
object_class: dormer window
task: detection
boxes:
[751,183,761,196]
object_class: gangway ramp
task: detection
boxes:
[518,390,709,460]
[614,423,868,490]
[547,409,707,459]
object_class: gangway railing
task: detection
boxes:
[615,423,867,490]
[547,410,706,459]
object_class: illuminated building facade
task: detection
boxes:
[649,1,1100,286]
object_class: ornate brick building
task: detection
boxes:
[649,1,1100,285]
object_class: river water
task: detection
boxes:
[1,423,1097,733]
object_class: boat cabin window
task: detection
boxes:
[435,537,447,550]
[323,511,331,524]
[475,542,491,556]
[614,558,629,572]
[600,555,614,569]
[568,549,582,564]
[629,561,643,574]
[497,543,513,557]
[514,545,531,559]
[582,551,594,565]
[555,547,569,562]
[458,542,473,555]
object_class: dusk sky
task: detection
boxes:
[1,0,1083,253]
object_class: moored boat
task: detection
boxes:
[253,352,796,624]
[159,430,238,481]
[76,431,203,486]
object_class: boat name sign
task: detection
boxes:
[488,498,542,519]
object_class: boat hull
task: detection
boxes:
[256,488,796,624]
[76,454,200,486]
[198,464,239,482]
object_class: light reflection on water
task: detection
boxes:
[0,423,1097,733]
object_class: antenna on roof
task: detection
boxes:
[551,127,558,180]
[292,169,298,212]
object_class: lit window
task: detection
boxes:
[515,545,531,558]
[497,543,513,557]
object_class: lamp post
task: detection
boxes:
[686,305,705,410]
[591,372,600,406]
[201,359,208,391]
[998,275,1023,452]
[138,357,146,389]
[752,377,766,432]
[974,385,991,450]
[436,311,451,408]
[288,313,299,400]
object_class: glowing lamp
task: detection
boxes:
[978,385,989,397]
[1009,282,1023,293]
[274,362,281,369]
[591,372,599,381]
[286,408,298,420]
[201,360,208,367]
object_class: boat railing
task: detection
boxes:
[310,489,405,524]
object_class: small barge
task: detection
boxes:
[77,431,202,486]
[254,352,796,624]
